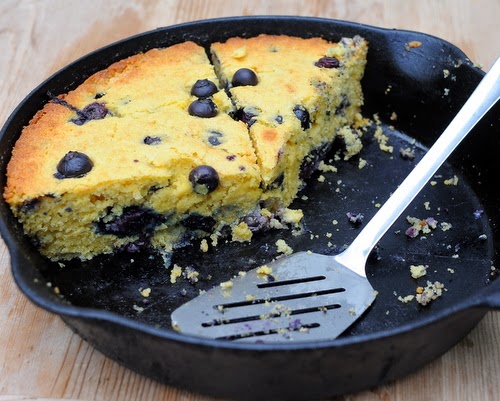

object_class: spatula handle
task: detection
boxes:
[336,57,500,277]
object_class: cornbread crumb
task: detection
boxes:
[440,222,453,231]
[276,239,293,256]
[374,126,393,153]
[415,281,445,306]
[170,264,183,284]
[398,295,415,303]
[410,264,428,279]
[318,161,338,173]
[256,265,273,275]
[133,304,145,313]
[200,239,209,253]
[139,287,151,298]
[405,41,422,51]
[358,158,367,169]
[220,280,234,290]
[444,175,459,186]
[231,222,253,242]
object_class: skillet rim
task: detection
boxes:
[1,15,498,352]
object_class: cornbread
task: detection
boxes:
[211,34,367,205]
[4,35,368,261]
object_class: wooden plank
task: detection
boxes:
[1,1,499,400]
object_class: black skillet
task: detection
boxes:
[1,16,499,401]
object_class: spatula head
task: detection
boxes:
[171,252,376,343]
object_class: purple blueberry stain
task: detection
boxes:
[143,136,162,145]
[474,209,484,219]
[315,57,340,68]
[293,105,311,130]
[347,212,364,226]
[47,91,109,125]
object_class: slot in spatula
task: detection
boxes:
[171,57,500,343]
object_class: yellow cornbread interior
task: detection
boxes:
[211,35,367,206]
[5,36,367,262]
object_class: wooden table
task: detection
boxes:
[1,1,499,400]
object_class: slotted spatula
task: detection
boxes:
[172,58,500,343]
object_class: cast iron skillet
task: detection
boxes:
[1,16,499,401]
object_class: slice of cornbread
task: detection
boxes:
[4,41,262,260]
[210,34,367,206]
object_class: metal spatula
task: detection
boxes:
[172,58,500,343]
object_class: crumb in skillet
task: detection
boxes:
[183,266,200,284]
[139,287,151,297]
[440,222,453,231]
[444,175,459,186]
[410,264,428,279]
[373,125,394,153]
[170,264,183,284]
[404,41,422,51]
[399,147,415,160]
[276,239,293,256]
[405,216,438,238]
[347,212,364,225]
[200,239,209,252]
[232,222,253,242]
[415,281,445,306]
[398,294,415,303]
[133,304,145,313]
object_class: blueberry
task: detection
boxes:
[71,102,109,125]
[231,68,258,87]
[143,136,162,145]
[188,98,218,118]
[275,115,284,124]
[293,105,311,130]
[181,213,216,232]
[18,198,41,214]
[315,57,340,68]
[208,135,221,146]
[55,151,93,179]
[299,142,332,179]
[189,165,219,195]
[335,94,351,115]
[191,79,218,98]
[268,172,285,190]
[243,213,271,232]
[233,107,258,126]
[96,206,164,237]
[206,130,223,146]
[94,92,105,99]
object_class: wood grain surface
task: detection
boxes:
[1,1,499,400]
